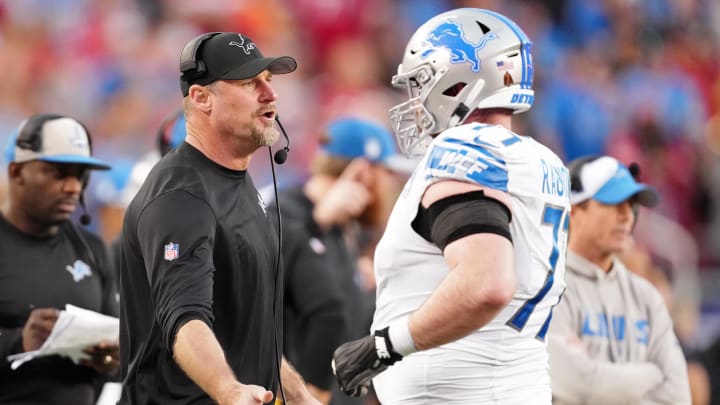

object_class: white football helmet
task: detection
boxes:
[389,8,535,156]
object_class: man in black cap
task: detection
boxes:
[0,113,119,404]
[118,32,319,404]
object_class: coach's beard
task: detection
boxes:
[253,125,280,147]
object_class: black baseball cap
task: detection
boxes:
[179,32,297,96]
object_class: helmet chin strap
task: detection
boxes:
[448,103,469,127]
[448,79,486,127]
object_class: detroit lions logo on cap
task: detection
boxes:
[68,121,89,149]
[420,21,498,72]
[228,34,255,55]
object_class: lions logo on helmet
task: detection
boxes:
[420,21,498,72]
[389,9,535,157]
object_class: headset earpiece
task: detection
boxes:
[179,32,222,80]
[15,113,65,153]
[568,155,600,193]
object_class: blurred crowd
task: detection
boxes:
[1,0,720,374]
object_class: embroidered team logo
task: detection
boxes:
[69,123,89,149]
[164,242,179,261]
[228,35,255,55]
[65,260,92,282]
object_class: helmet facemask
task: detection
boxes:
[389,64,437,157]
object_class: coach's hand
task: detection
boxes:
[331,327,402,397]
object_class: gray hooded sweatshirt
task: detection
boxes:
[547,251,690,404]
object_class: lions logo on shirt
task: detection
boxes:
[65,260,92,282]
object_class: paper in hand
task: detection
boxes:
[7,304,119,370]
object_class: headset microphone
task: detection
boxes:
[273,116,290,165]
[79,213,92,226]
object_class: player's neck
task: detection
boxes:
[465,108,513,130]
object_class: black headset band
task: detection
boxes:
[568,155,600,193]
[179,32,222,80]
[15,114,93,154]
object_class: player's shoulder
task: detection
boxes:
[433,124,560,161]
[419,124,523,190]
[434,123,515,150]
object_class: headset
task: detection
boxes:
[179,32,222,81]
[12,114,95,225]
[568,155,599,194]
[273,117,290,164]
[14,113,65,153]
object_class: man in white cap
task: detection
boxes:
[547,155,691,404]
[0,113,118,405]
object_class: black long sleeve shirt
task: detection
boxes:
[118,143,281,404]
[0,215,116,405]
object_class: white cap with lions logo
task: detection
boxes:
[5,115,110,170]
[570,156,658,207]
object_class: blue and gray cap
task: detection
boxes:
[322,117,418,174]
[4,114,110,170]
[569,156,658,207]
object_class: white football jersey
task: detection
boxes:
[372,123,570,404]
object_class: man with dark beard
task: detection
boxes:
[118,32,319,405]
[269,117,410,405]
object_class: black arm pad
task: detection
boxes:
[412,190,512,251]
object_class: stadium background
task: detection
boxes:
[0,0,719,386]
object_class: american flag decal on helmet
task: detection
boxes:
[496,60,514,71]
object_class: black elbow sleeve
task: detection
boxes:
[411,190,512,251]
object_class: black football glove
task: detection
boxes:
[331,327,403,397]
